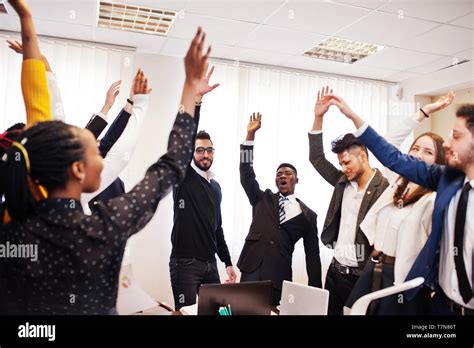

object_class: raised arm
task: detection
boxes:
[80,73,149,209]
[240,112,264,206]
[308,86,343,186]
[98,108,132,158]
[7,40,65,121]
[385,92,454,147]
[382,91,454,182]
[8,0,51,125]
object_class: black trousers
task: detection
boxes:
[345,260,430,315]
[240,266,281,306]
[169,257,220,310]
[324,263,359,315]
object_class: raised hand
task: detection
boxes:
[246,112,262,141]
[180,27,211,117]
[132,69,152,96]
[184,27,211,87]
[314,86,333,119]
[196,65,220,102]
[248,112,262,133]
[422,91,455,115]
[100,80,121,115]
[328,94,364,129]
[7,39,52,71]
[6,39,23,54]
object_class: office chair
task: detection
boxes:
[344,277,425,315]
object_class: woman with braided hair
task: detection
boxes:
[0,27,212,315]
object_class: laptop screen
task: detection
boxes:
[197,281,272,315]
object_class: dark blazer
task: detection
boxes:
[99,109,132,157]
[85,114,108,139]
[308,132,389,270]
[237,144,322,290]
[358,126,466,298]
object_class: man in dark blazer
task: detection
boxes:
[329,96,474,315]
[308,87,389,315]
[238,112,322,306]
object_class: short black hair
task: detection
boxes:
[331,133,368,156]
[277,163,297,175]
[196,130,212,143]
[456,104,474,133]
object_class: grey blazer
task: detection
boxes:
[308,132,389,270]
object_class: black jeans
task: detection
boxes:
[169,257,220,310]
[324,263,359,315]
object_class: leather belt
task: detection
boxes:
[331,258,361,276]
[370,250,396,265]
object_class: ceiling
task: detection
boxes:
[1,0,473,83]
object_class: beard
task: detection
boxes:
[193,156,213,171]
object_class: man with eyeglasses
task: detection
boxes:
[238,112,322,306]
[170,128,237,310]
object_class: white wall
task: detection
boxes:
[431,87,474,139]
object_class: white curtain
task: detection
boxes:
[200,60,390,284]
[0,33,135,131]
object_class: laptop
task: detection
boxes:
[197,281,272,315]
[279,280,329,315]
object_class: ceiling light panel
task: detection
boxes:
[98,1,177,36]
[304,37,384,64]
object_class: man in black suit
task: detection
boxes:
[238,112,322,306]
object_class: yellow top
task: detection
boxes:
[21,59,51,126]
[2,60,52,224]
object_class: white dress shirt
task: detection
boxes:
[439,177,474,309]
[280,194,303,223]
[334,170,376,267]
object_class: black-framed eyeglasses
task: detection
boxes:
[195,147,215,155]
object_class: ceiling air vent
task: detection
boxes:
[304,37,384,64]
[0,0,8,14]
[98,1,177,36]
[438,59,470,72]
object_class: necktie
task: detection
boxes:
[279,195,288,225]
[454,181,472,304]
